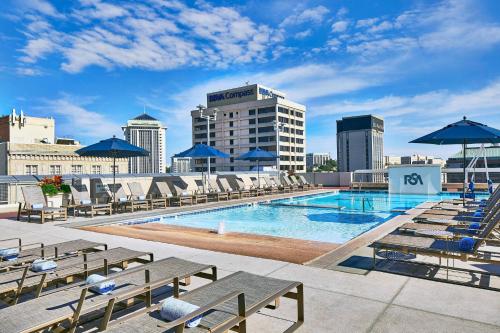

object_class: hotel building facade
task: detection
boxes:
[122,114,167,174]
[190,84,306,172]
[336,115,384,180]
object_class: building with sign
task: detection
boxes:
[336,115,384,181]
[0,109,127,175]
[122,114,167,173]
[190,84,306,172]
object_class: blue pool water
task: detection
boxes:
[131,191,488,244]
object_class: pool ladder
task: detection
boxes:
[361,197,373,212]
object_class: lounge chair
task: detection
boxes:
[18,186,67,223]
[219,178,241,199]
[282,176,299,191]
[70,185,112,217]
[371,209,500,270]
[156,182,192,206]
[173,184,207,204]
[234,179,252,197]
[0,247,153,305]
[207,179,229,202]
[289,176,309,190]
[95,271,303,333]
[179,177,209,204]
[432,187,500,212]
[109,185,150,212]
[271,176,291,193]
[238,174,265,196]
[260,176,279,194]
[0,257,216,333]
[0,239,107,272]
[298,174,322,189]
[128,182,167,209]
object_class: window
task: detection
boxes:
[248,109,256,115]
[72,165,83,174]
[209,124,215,129]
[289,110,294,116]
[229,112,234,118]
[229,139,234,145]
[194,133,206,139]
[111,165,119,174]
[249,128,256,134]
[91,165,102,174]
[296,129,304,135]
[194,125,206,131]
[49,165,61,175]
[229,130,234,136]
[230,148,234,154]
[249,119,256,125]
[258,126,274,133]
[280,136,290,142]
[249,138,256,143]
[278,107,288,114]
[258,136,275,142]
[278,116,289,123]
[296,120,304,127]
[230,157,234,163]
[229,121,234,127]
[25,165,38,175]
[296,138,304,144]
[258,116,274,124]
[258,107,274,114]
[296,111,303,118]
[210,132,215,138]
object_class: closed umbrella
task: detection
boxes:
[174,144,229,191]
[410,116,500,205]
[76,136,149,207]
[236,148,278,187]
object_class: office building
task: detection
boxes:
[384,156,401,166]
[445,146,500,183]
[306,152,331,171]
[336,115,384,181]
[190,84,306,172]
[122,114,167,173]
[0,109,127,175]
[401,154,445,166]
[171,157,192,173]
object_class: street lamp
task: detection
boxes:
[273,119,284,175]
[198,105,218,182]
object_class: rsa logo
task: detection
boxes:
[404,173,423,185]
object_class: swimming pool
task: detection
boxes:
[127,191,487,244]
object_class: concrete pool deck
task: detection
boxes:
[2,203,500,331]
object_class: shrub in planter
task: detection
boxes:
[39,176,71,196]
[41,183,59,196]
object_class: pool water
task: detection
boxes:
[140,191,487,244]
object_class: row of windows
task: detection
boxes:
[277,107,304,118]
[279,136,305,144]
[24,165,119,175]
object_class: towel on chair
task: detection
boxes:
[31,259,57,272]
[32,203,44,209]
[160,298,202,328]
[138,195,146,200]
[80,199,92,205]
[86,274,115,294]
[0,248,19,261]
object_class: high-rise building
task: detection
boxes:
[336,115,384,180]
[190,84,306,172]
[122,114,166,173]
[306,152,331,171]
[171,157,192,173]
[401,154,445,166]
[0,109,127,175]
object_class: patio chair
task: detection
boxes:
[261,176,279,194]
[432,187,500,212]
[100,271,303,333]
[108,185,149,212]
[271,176,291,193]
[179,176,209,204]
[207,179,229,202]
[173,184,207,204]
[298,174,322,189]
[0,239,107,272]
[289,176,309,190]
[0,257,217,333]
[157,182,192,206]
[0,247,153,305]
[234,179,252,197]
[238,175,264,196]
[19,186,67,223]
[128,182,167,209]
[282,176,299,191]
[69,185,112,217]
[219,178,241,199]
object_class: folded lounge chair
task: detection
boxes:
[260,176,279,194]
[207,179,229,202]
[289,176,309,190]
[219,178,241,199]
[109,185,150,212]
[128,182,167,209]
[234,179,252,197]
[271,176,291,193]
[238,175,264,196]
[97,271,303,333]
[0,257,216,333]
[173,184,208,204]
[0,247,153,305]
[298,174,322,189]
[156,182,192,206]
[19,186,67,223]
[70,185,112,217]
[179,177,209,204]
[282,176,299,191]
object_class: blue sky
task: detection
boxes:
[1,0,500,162]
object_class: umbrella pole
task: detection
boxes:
[463,140,466,207]
[113,155,116,213]
[258,160,260,188]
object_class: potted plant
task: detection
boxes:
[40,176,71,207]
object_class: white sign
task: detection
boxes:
[388,165,441,195]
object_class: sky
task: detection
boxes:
[1,0,500,163]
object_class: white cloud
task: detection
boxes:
[16,0,282,73]
[21,0,62,18]
[355,18,379,28]
[280,5,330,27]
[331,20,349,33]
[295,29,312,39]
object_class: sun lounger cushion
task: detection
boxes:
[31,259,57,272]
[86,274,116,295]
[32,203,44,209]
[0,248,19,260]
[458,237,475,252]
[80,199,92,205]
[119,197,128,203]
[182,191,190,196]
[160,298,201,328]
[138,195,146,200]
[468,222,481,234]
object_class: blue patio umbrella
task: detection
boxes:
[76,136,149,206]
[174,144,229,191]
[410,116,500,204]
[236,148,278,187]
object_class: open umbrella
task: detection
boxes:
[410,116,500,205]
[236,148,278,187]
[174,144,229,192]
[76,136,149,207]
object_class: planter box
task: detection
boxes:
[45,193,70,207]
